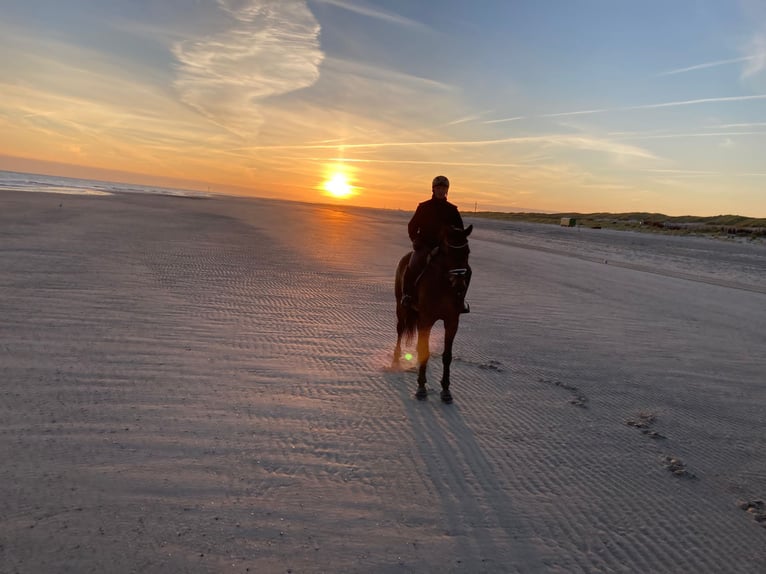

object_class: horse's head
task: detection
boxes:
[440,224,473,299]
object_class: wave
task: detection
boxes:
[0,170,211,198]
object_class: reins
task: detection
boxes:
[445,239,469,277]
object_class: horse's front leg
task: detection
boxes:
[440,318,458,403]
[415,325,432,400]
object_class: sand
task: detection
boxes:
[1,190,764,573]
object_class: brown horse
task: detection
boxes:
[392,224,473,403]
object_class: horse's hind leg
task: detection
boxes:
[415,325,431,399]
[392,255,410,369]
[440,318,458,403]
[392,311,404,368]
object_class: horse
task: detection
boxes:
[392,224,473,403]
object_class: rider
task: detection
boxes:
[401,175,470,312]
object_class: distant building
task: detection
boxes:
[560,217,577,227]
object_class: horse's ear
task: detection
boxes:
[465,224,473,237]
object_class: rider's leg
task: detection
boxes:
[460,266,472,313]
[401,248,427,307]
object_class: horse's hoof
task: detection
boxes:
[415,388,428,400]
[440,391,453,404]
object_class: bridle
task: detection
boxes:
[445,239,470,279]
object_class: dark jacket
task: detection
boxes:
[408,197,464,248]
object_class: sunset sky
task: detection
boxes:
[1,0,765,215]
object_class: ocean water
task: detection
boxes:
[0,170,210,198]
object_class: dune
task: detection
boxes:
[1,190,764,573]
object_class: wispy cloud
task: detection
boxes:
[321,56,452,92]
[172,0,323,136]
[313,0,427,30]
[319,157,531,169]
[658,31,766,79]
[646,168,766,177]
[538,94,766,119]
[742,33,766,78]
[646,169,719,175]
[483,95,766,126]
[616,130,766,141]
[239,133,656,160]
[443,114,484,127]
[483,116,526,125]
[707,122,766,128]
[541,108,611,118]
[658,56,754,76]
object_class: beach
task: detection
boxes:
[1,189,765,573]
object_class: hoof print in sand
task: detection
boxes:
[661,455,696,479]
[478,360,504,372]
[540,378,588,409]
[455,358,505,372]
[626,412,666,439]
[737,500,766,526]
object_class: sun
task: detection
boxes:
[322,172,354,199]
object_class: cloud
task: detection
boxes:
[616,130,766,141]
[536,94,766,119]
[708,122,766,128]
[483,116,525,125]
[312,0,427,30]
[239,133,656,160]
[482,95,766,126]
[318,157,531,169]
[646,168,766,178]
[658,32,766,80]
[320,56,452,92]
[741,33,766,78]
[658,56,753,76]
[443,114,484,127]
[172,0,324,136]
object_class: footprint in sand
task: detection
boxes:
[539,378,589,409]
[453,358,505,372]
[625,412,666,439]
[737,500,766,527]
[478,360,504,372]
[661,455,696,479]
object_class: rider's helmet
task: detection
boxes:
[432,175,450,189]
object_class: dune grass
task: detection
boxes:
[471,211,766,238]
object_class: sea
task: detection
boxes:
[0,170,210,198]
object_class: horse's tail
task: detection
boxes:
[401,307,418,345]
[395,253,418,344]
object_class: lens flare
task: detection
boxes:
[404,353,413,361]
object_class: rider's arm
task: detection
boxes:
[408,206,422,242]
[452,206,465,229]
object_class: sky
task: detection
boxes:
[1,0,765,216]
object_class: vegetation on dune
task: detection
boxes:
[470,211,766,238]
